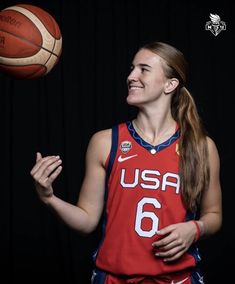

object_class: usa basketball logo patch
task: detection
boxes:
[120,141,132,154]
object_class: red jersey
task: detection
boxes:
[94,121,200,277]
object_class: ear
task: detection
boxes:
[164,78,179,94]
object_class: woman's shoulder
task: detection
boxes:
[206,136,218,152]
[88,128,112,152]
[206,136,220,165]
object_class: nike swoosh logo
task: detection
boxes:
[171,277,189,284]
[118,154,138,162]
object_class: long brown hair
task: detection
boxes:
[142,41,210,212]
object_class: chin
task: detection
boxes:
[126,96,142,107]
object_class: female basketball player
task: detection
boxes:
[30,42,222,283]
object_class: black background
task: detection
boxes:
[0,0,233,283]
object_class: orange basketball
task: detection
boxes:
[0,4,62,79]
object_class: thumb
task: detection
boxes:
[36,152,42,162]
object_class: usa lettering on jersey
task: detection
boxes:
[120,168,180,193]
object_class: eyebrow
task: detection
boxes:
[131,63,152,69]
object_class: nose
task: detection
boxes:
[127,68,138,84]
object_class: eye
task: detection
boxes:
[141,67,148,73]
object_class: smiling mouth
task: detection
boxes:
[128,86,144,90]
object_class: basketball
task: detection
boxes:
[0,4,62,79]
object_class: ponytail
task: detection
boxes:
[172,87,210,211]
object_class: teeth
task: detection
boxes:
[130,86,142,89]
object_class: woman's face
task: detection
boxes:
[126,48,169,107]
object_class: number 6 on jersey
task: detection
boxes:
[135,197,161,238]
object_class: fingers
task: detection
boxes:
[153,231,178,248]
[36,152,42,162]
[155,246,186,262]
[46,164,63,185]
[152,222,192,262]
[152,225,176,248]
[153,234,186,262]
[37,157,62,183]
[154,238,181,252]
[30,154,62,185]
[31,155,58,175]
[157,224,175,236]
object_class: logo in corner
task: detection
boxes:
[205,13,226,36]
[120,140,132,154]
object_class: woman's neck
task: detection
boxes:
[133,110,176,146]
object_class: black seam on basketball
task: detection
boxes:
[0,28,60,58]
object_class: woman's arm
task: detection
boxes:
[30,129,111,234]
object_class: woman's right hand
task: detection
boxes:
[30,152,62,203]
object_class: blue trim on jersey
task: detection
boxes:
[105,124,118,202]
[106,124,118,179]
[126,121,180,153]
[91,268,107,284]
[185,211,202,264]
[92,125,119,267]
[190,266,205,284]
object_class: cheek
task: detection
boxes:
[148,78,166,90]
[146,80,167,97]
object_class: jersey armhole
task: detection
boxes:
[104,153,110,169]
[105,125,118,177]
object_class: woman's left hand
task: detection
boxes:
[152,221,197,262]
